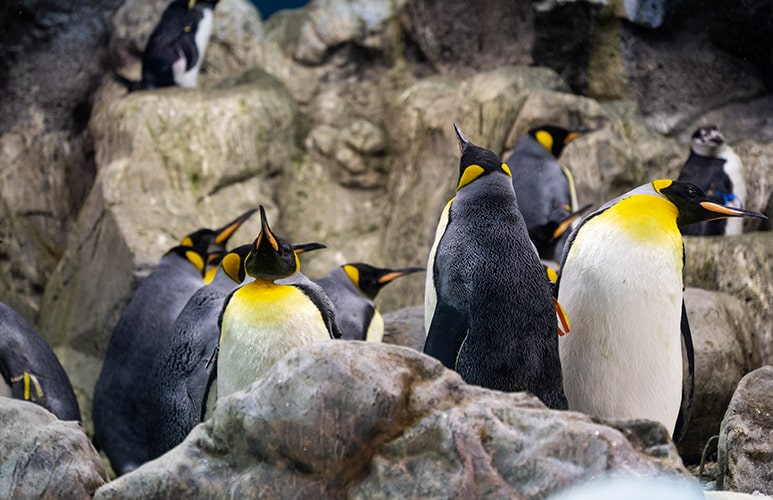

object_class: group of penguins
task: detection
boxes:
[2,116,764,477]
[2,0,768,479]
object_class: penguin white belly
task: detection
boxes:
[719,149,746,236]
[558,219,684,435]
[176,8,213,88]
[217,283,331,399]
[424,199,453,335]
[365,310,384,343]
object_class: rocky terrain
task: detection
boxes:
[0,0,771,497]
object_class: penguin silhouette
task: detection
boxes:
[556,179,766,441]
[0,302,81,421]
[424,124,568,410]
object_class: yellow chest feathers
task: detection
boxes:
[599,194,682,248]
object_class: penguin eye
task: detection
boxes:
[685,185,699,198]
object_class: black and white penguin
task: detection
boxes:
[504,125,590,262]
[315,263,424,342]
[0,302,81,421]
[423,124,568,410]
[146,243,252,459]
[92,207,256,476]
[114,0,219,91]
[677,126,747,236]
[215,206,340,401]
[556,179,766,441]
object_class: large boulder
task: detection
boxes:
[95,342,691,498]
[717,366,773,495]
[0,397,108,498]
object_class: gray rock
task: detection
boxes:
[717,366,773,495]
[678,288,761,464]
[0,397,108,498]
[95,342,692,498]
[382,305,425,351]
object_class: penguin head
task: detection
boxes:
[218,244,253,284]
[690,125,726,157]
[342,263,425,300]
[653,179,767,227]
[245,206,325,280]
[453,123,512,191]
[527,125,589,158]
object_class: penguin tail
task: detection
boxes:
[112,72,150,92]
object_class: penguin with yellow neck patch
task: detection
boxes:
[147,243,252,459]
[556,179,766,441]
[424,124,568,410]
[315,263,424,341]
[93,208,256,476]
[504,125,590,262]
[215,206,340,401]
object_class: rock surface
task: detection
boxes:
[0,397,108,499]
[95,342,692,499]
[717,366,773,495]
[382,305,425,351]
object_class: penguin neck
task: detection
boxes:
[455,173,516,208]
[606,194,680,244]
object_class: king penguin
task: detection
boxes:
[215,206,341,401]
[0,301,81,421]
[315,263,424,342]
[504,125,590,262]
[556,179,766,441]
[92,207,256,476]
[146,243,252,459]
[677,126,747,236]
[423,124,568,410]
[114,0,219,91]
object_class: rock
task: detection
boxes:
[677,288,760,464]
[37,75,297,436]
[0,397,108,498]
[95,342,691,498]
[613,0,681,28]
[684,232,773,365]
[382,305,425,351]
[717,366,773,495]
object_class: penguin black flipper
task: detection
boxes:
[112,72,153,92]
[673,300,695,443]
[424,303,468,370]
[294,281,343,340]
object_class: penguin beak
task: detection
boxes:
[552,204,592,240]
[453,123,470,154]
[376,266,425,284]
[214,208,259,245]
[698,201,768,221]
[256,205,279,252]
[292,242,326,255]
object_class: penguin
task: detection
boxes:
[315,263,425,342]
[215,206,341,401]
[423,124,568,410]
[114,0,219,92]
[146,243,252,459]
[555,179,766,441]
[92,207,256,476]
[0,302,81,421]
[677,126,747,236]
[504,125,590,262]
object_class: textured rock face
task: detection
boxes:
[0,397,108,499]
[95,343,691,499]
[382,305,425,351]
[717,366,773,495]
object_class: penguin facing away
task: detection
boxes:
[504,125,590,262]
[0,302,81,421]
[114,0,219,91]
[146,243,252,459]
[215,206,340,402]
[315,263,424,342]
[92,207,256,476]
[677,126,747,236]
[423,124,568,410]
[556,179,766,441]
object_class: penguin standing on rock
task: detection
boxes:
[677,126,747,236]
[504,125,590,262]
[556,179,766,441]
[215,206,340,401]
[114,0,219,91]
[92,207,256,476]
[315,263,424,342]
[423,124,568,410]
[146,244,252,459]
[0,302,81,421]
